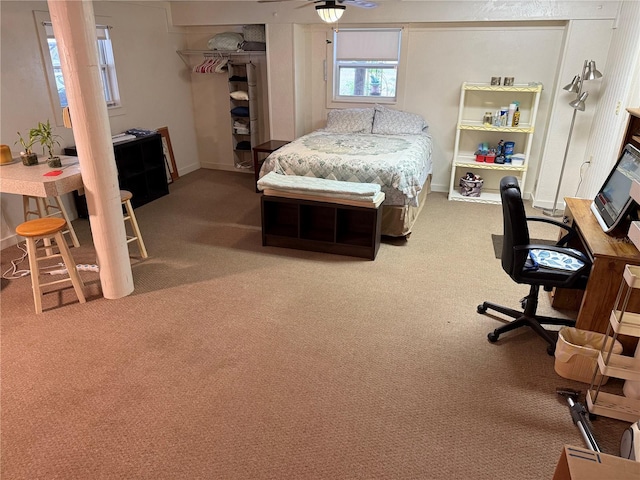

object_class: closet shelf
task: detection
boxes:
[177,49,265,67]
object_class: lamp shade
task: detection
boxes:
[569,91,589,111]
[563,75,581,93]
[316,2,346,23]
[585,60,603,80]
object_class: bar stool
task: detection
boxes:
[121,190,148,259]
[23,195,80,248]
[16,217,86,314]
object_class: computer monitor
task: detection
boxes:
[591,143,640,233]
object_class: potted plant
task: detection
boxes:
[369,71,381,96]
[15,130,39,166]
[31,120,62,168]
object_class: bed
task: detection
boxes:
[258,105,433,237]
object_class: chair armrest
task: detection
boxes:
[526,215,577,246]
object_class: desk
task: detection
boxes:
[0,156,82,197]
[556,197,640,352]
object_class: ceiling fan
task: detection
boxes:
[257,0,378,23]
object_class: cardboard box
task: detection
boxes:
[553,445,640,479]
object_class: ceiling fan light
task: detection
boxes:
[316,3,346,23]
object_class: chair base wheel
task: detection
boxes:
[488,331,499,343]
[477,304,487,314]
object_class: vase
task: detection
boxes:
[21,153,38,166]
[47,156,62,168]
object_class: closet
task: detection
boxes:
[177,49,266,172]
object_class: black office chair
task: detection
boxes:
[477,176,592,355]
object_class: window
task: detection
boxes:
[43,22,120,108]
[332,28,402,103]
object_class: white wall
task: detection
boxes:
[0,1,198,249]
[532,19,613,210]
[169,1,626,201]
[297,22,566,195]
[578,1,640,200]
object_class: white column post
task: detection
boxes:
[48,0,133,299]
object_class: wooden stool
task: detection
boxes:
[23,195,80,248]
[121,190,148,259]
[16,217,86,314]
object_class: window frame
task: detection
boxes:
[34,10,124,127]
[326,26,406,109]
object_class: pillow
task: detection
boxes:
[372,105,428,135]
[230,90,249,101]
[529,248,585,272]
[325,108,375,134]
[207,32,244,51]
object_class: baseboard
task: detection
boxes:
[1,234,19,251]
[199,162,253,173]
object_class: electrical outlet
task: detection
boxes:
[616,101,622,115]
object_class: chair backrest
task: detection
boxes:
[500,176,531,279]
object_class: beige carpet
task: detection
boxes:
[0,169,631,479]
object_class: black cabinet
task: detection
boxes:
[261,195,382,260]
[64,133,168,218]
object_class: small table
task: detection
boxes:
[252,140,289,192]
[0,156,82,197]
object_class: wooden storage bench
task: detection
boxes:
[258,173,385,260]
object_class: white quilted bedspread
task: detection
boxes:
[258,130,433,207]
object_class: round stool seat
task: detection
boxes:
[120,190,133,203]
[16,217,67,237]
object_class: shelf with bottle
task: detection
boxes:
[448,81,542,204]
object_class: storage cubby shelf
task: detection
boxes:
[261,195,382,260]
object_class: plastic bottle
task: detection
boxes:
[507,103,517,127]
[493,110,501,127]
[513,106,520,127]
[500,106,508,126]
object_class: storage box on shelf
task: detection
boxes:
[448,82,542,204]
[586,264,640,423]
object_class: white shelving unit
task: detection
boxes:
[448,82,543,204]
[586,264,640,423]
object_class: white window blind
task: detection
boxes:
[335,29,402,61]
[44,22,110,40]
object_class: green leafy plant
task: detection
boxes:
[15,130,37,155]
[31,120,61,159]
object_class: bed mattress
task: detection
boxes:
[259,131,433,207]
